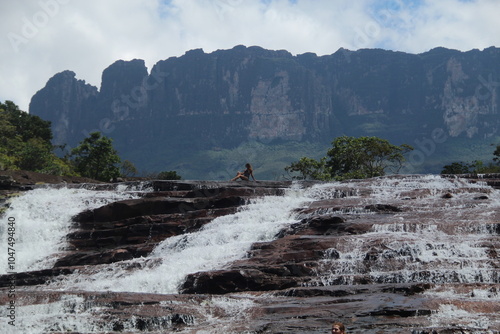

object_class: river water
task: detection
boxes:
[0,176,498,333]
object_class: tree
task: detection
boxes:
[441,161,475,174]
[284,136,413,181]
[3,100,52,142]
[326,136,413,180]
[120,160,138,177]
[0,100,68,173]
[17,138,53,171]
[284,157,330,180]
[71,132,121,181]
[494,145,500,164]
[0,108,20,170]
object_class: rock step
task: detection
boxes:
[2,284,462,334]
[441,173,500,189]
[72,196,247,223]
[53,183,293,269]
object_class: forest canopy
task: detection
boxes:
[0,101,125,180]
[0,100,74,175]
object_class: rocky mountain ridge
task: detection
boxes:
[29,46,500,178]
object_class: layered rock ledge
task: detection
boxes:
[0,175,499,333]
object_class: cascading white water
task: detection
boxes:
[1,183,313,334]
[0,185,144,275]
[1,176,498,333]
[308,175,499,286]
[46,187,311,294]
[3,176,495,289]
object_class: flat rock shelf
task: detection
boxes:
[0,175,498,333]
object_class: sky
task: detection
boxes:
[1,0,499,112]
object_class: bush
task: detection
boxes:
[157,171,182,180]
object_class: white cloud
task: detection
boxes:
[367,0,500,52]
[0,0,498,112]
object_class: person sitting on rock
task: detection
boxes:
[331,322,346,334]
[231,163,256,181]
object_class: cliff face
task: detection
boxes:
[30,70,99,145]
[29,46,500,175]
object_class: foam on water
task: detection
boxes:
[1,176,497,333]
[47,188,311,294]
[195,295,259,334]
[429,304,497,331]
[0,182,313,333]
[2,295,98,334]
[0,186,142,275]
[0,293,196,334]
[2,294,260,334]
[308,175,499,287]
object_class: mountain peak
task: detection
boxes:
[30,46,500,178]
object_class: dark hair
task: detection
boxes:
[245,163,253,170]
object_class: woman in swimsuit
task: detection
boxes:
[231,163,256,181]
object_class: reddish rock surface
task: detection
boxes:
[0,176,499,333]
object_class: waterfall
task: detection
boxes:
[308,175,498,287]
[1,176,498,333]
[0,185,144,275]
[45,188,311,294]
[1,183,312,334]
[303,175,499,332]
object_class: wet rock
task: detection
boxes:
[306,215,346,232]
[0,175,17,189]
[0,267,77,288]
[55,181,293,267]
[180,268,302,294]
[366,307,433,317]
[54,248,138,267]
[364,203,402,212]
[474,195,489,200]
[1,176,500,333]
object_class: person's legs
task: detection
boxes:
[231,172,243,181]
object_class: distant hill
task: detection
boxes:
[30,45,500,179]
